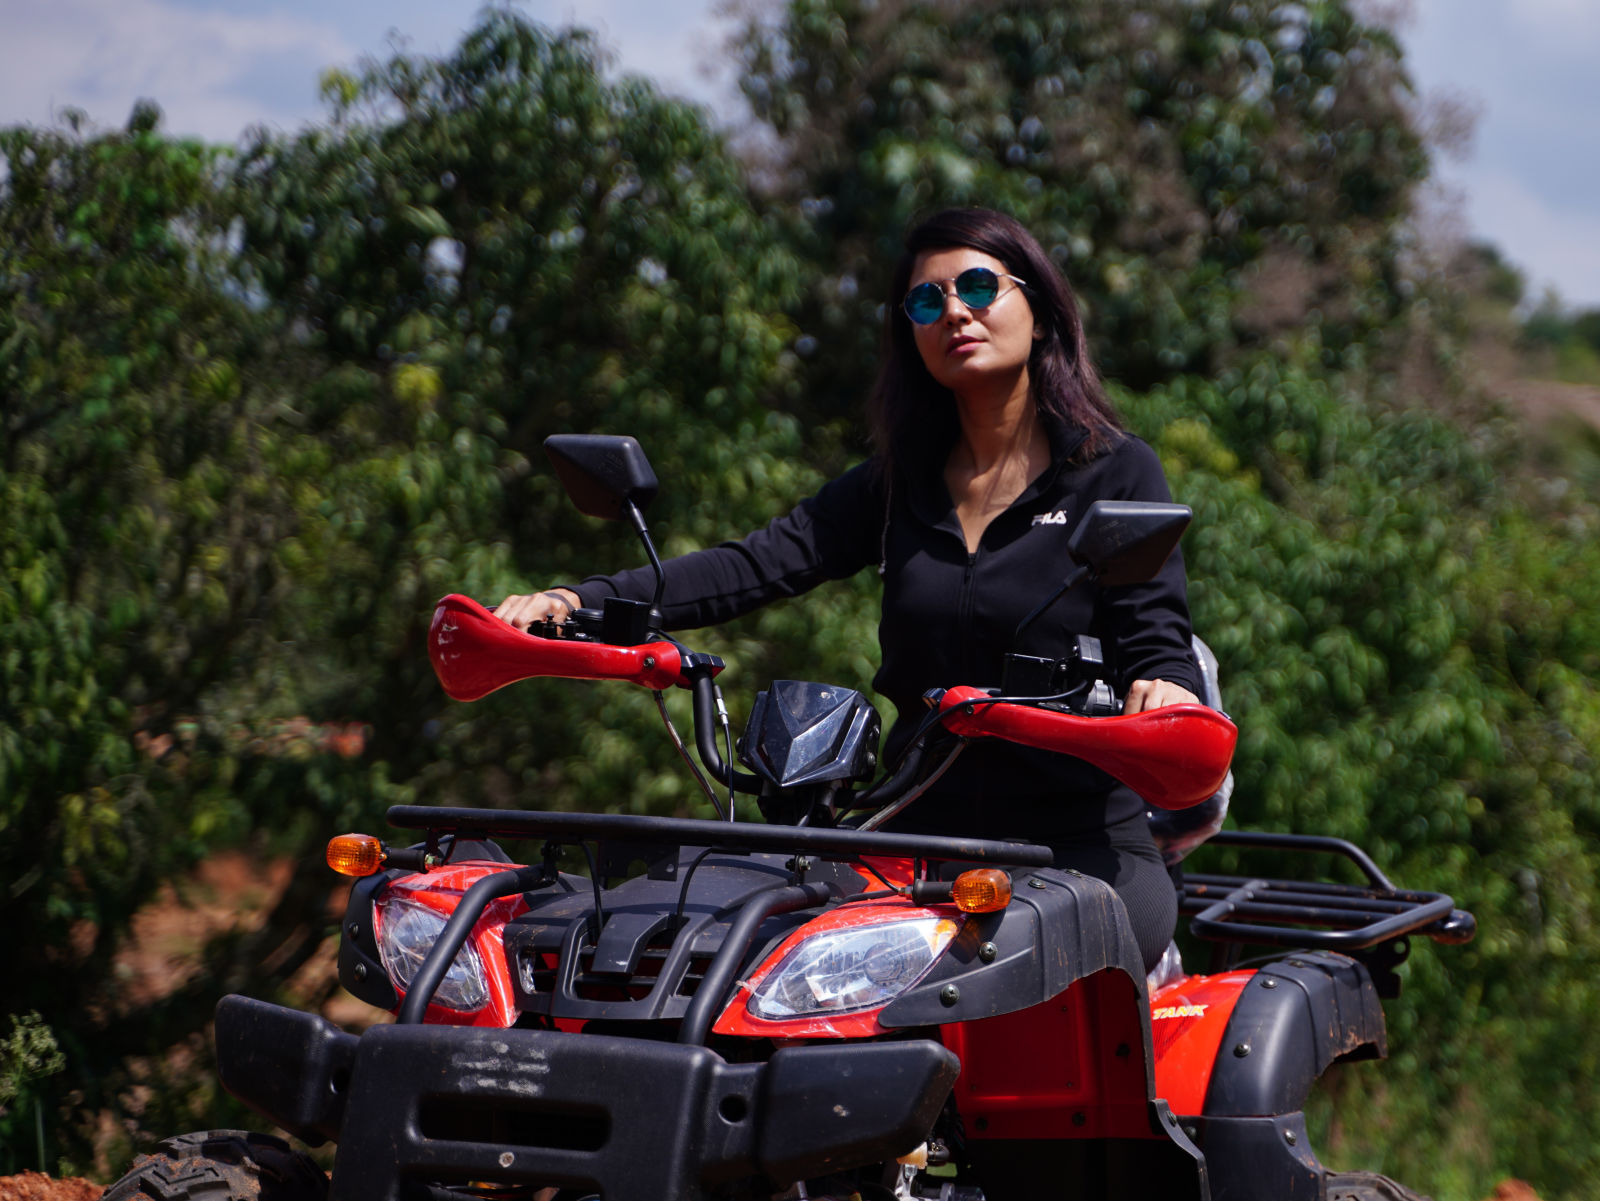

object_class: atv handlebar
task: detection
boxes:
[429,593,701,699]
[932,686,1237,811]
[426,593,1239,814]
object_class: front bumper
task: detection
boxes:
[215,994,959,1201]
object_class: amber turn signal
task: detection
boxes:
[326,834,385,877]
[951,868,1012,913]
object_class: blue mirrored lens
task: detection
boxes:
[903,283,946,324]
[953,267,1001,307]
[902,268,1005,324]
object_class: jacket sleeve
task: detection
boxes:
[566,461,884,631]
[1095,438,1203,698]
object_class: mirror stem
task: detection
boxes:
[624,497,666,614]
[1013,564,1091,641]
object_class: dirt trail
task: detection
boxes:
[0,1174,103,1201]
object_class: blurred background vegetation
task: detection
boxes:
[3,2,1598,1198]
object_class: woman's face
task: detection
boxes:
[906,246,1038,398]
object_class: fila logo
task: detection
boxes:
[1031,510,1070,526]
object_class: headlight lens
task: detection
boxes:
[376,895,490,1012]
[747,917,958,1020]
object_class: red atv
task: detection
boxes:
[106,435,1473,1201]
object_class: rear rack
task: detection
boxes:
[1180,830,1476,951]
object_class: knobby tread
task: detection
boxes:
[1326,1170,1432,1201]
[102,1131,327,1201]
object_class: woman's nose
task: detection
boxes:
[939,286,972,322]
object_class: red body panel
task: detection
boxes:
[376,862,527,1028]
[941,971,1155,1140]
[936,687,1237,810]
[429,594,689,699]
[1149,970,1256,1116]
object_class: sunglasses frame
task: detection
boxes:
[902,267,1028,325]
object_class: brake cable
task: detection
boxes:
[856,739,967,832]
[653,690,727,820]
[715,683,737,821]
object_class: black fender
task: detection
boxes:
[1192,952,1388,1201]
[880,866,1149,1028]
[1203,950,1386,1118]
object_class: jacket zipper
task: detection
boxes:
[959,549,979,682]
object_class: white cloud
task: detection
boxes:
[1402,0,1600,306]
[0,0,353,142]
[520,0,734,108]
[1439,164,1600,307]
[1513,0,1600,45]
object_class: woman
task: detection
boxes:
[496,208,1200,970]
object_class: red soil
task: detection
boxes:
[0,1174,102,1201]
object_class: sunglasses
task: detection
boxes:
[902,267,1028,325]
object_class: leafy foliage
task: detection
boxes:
[727,0,1428,450]
[1126,360,1600,1196]
[2,15,815,1170]
[0,113,297,1014]
[0,1013,66,1174]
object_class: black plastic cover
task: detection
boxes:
[880,866,1149,1032]
[742,680,882,787]
[1202,951,1386,1118]
[504,850,857,1023]
[215,994,358,1147]
[1185,1113,1323,1200]
[544,434,659,520]
[321,1022,958,1201]
[337,870,400,1012]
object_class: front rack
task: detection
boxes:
[384,805,1055,868]
[1180,830,1476,951]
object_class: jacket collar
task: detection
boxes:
[894,407,1092,532]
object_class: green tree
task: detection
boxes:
[728,0,1428,453]
[0,102,409,1170]
[1125,360,1600,1198]
[224,12,846,824]
[1,14,832,1169]
[1,105,288,1015]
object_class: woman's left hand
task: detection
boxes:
[1124,678,1200,714]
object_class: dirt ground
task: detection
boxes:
[0,1174,104,1201]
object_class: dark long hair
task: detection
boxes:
[868,208,1122,467]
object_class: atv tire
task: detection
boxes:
[1326,1171,1432,1201]
[102,1130,327,1201]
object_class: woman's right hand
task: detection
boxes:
[494,588,581,631]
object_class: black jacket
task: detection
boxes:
[571,419,1199,845]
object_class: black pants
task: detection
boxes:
[1049,813,1177,975]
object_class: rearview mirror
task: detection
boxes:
[1067,500,1191,587]
[543,434,659,521]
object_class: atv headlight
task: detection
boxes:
[375,895,490,1012]
[747,917,958,1020]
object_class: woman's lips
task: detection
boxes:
[946,335,981,355]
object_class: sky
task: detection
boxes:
[1,0,1596,307]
